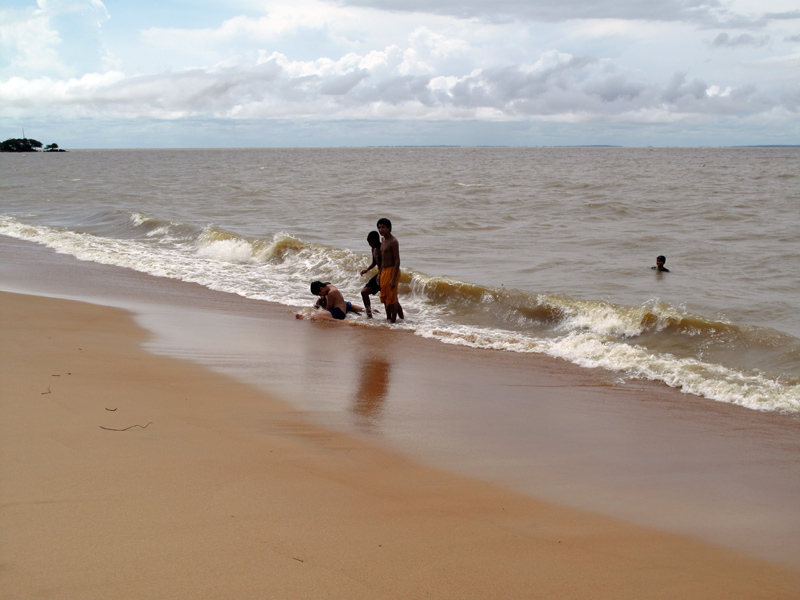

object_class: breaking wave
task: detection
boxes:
[2,211,798,413]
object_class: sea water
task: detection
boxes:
[1,147,798,412]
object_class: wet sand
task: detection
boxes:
[3,291,800,598]
[2,236,800,597]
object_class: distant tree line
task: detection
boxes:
[1,138,65,152]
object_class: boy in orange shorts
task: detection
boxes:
[376,218,404,323]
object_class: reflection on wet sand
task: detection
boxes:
[352,358,391,431]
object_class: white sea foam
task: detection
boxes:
[196,237,256,263]
[541,332,800,412]
[557,300,645,338]
[130,212,149,227]
[413,321,800,412]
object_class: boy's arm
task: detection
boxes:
[360,257,377,276]
[360,248,383,276]
[390,241,400,289]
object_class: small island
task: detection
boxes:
[1,138,66,152]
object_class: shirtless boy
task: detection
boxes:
[377,218,404,323]
[652,255,670,272]
[360,231,382,319]
[296,281,363,321]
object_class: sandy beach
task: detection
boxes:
[2,290,800,599]
[2,233,800,598]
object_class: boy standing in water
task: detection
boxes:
[359,231,382,319]
[377,218,404,323]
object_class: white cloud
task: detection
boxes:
[0,4,65,76]
[747,52,800,67]
[1,42,787,125]
[1,0,798,146]
[333,0,797,29]
[0,0,112,78]
[565,18,667,40]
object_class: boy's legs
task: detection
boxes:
[361,287,373,318]
[361,274,380,318]
[345,302,364,313]
[379,267,400,323]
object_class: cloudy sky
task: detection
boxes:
[1,0,798,147]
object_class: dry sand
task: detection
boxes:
[2,290,799,599]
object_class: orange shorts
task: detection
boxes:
[379,267,398,305]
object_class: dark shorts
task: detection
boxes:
[363,274,380,295]
[329,306,346,320]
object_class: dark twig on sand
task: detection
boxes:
[41,387,51,395]
[99,422,153,432]
[105,407,118,411]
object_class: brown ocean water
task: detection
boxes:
[1,147,799,411]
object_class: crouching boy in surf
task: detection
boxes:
[296,281,364,321]
[376,218,404,323]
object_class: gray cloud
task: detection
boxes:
[785,34,800,42]
[779,86,800,112]
[319,69,370,95]
[4,52,787,124]
[711,32,770,47]
[764,11,800,20]
[334,0,775,28]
